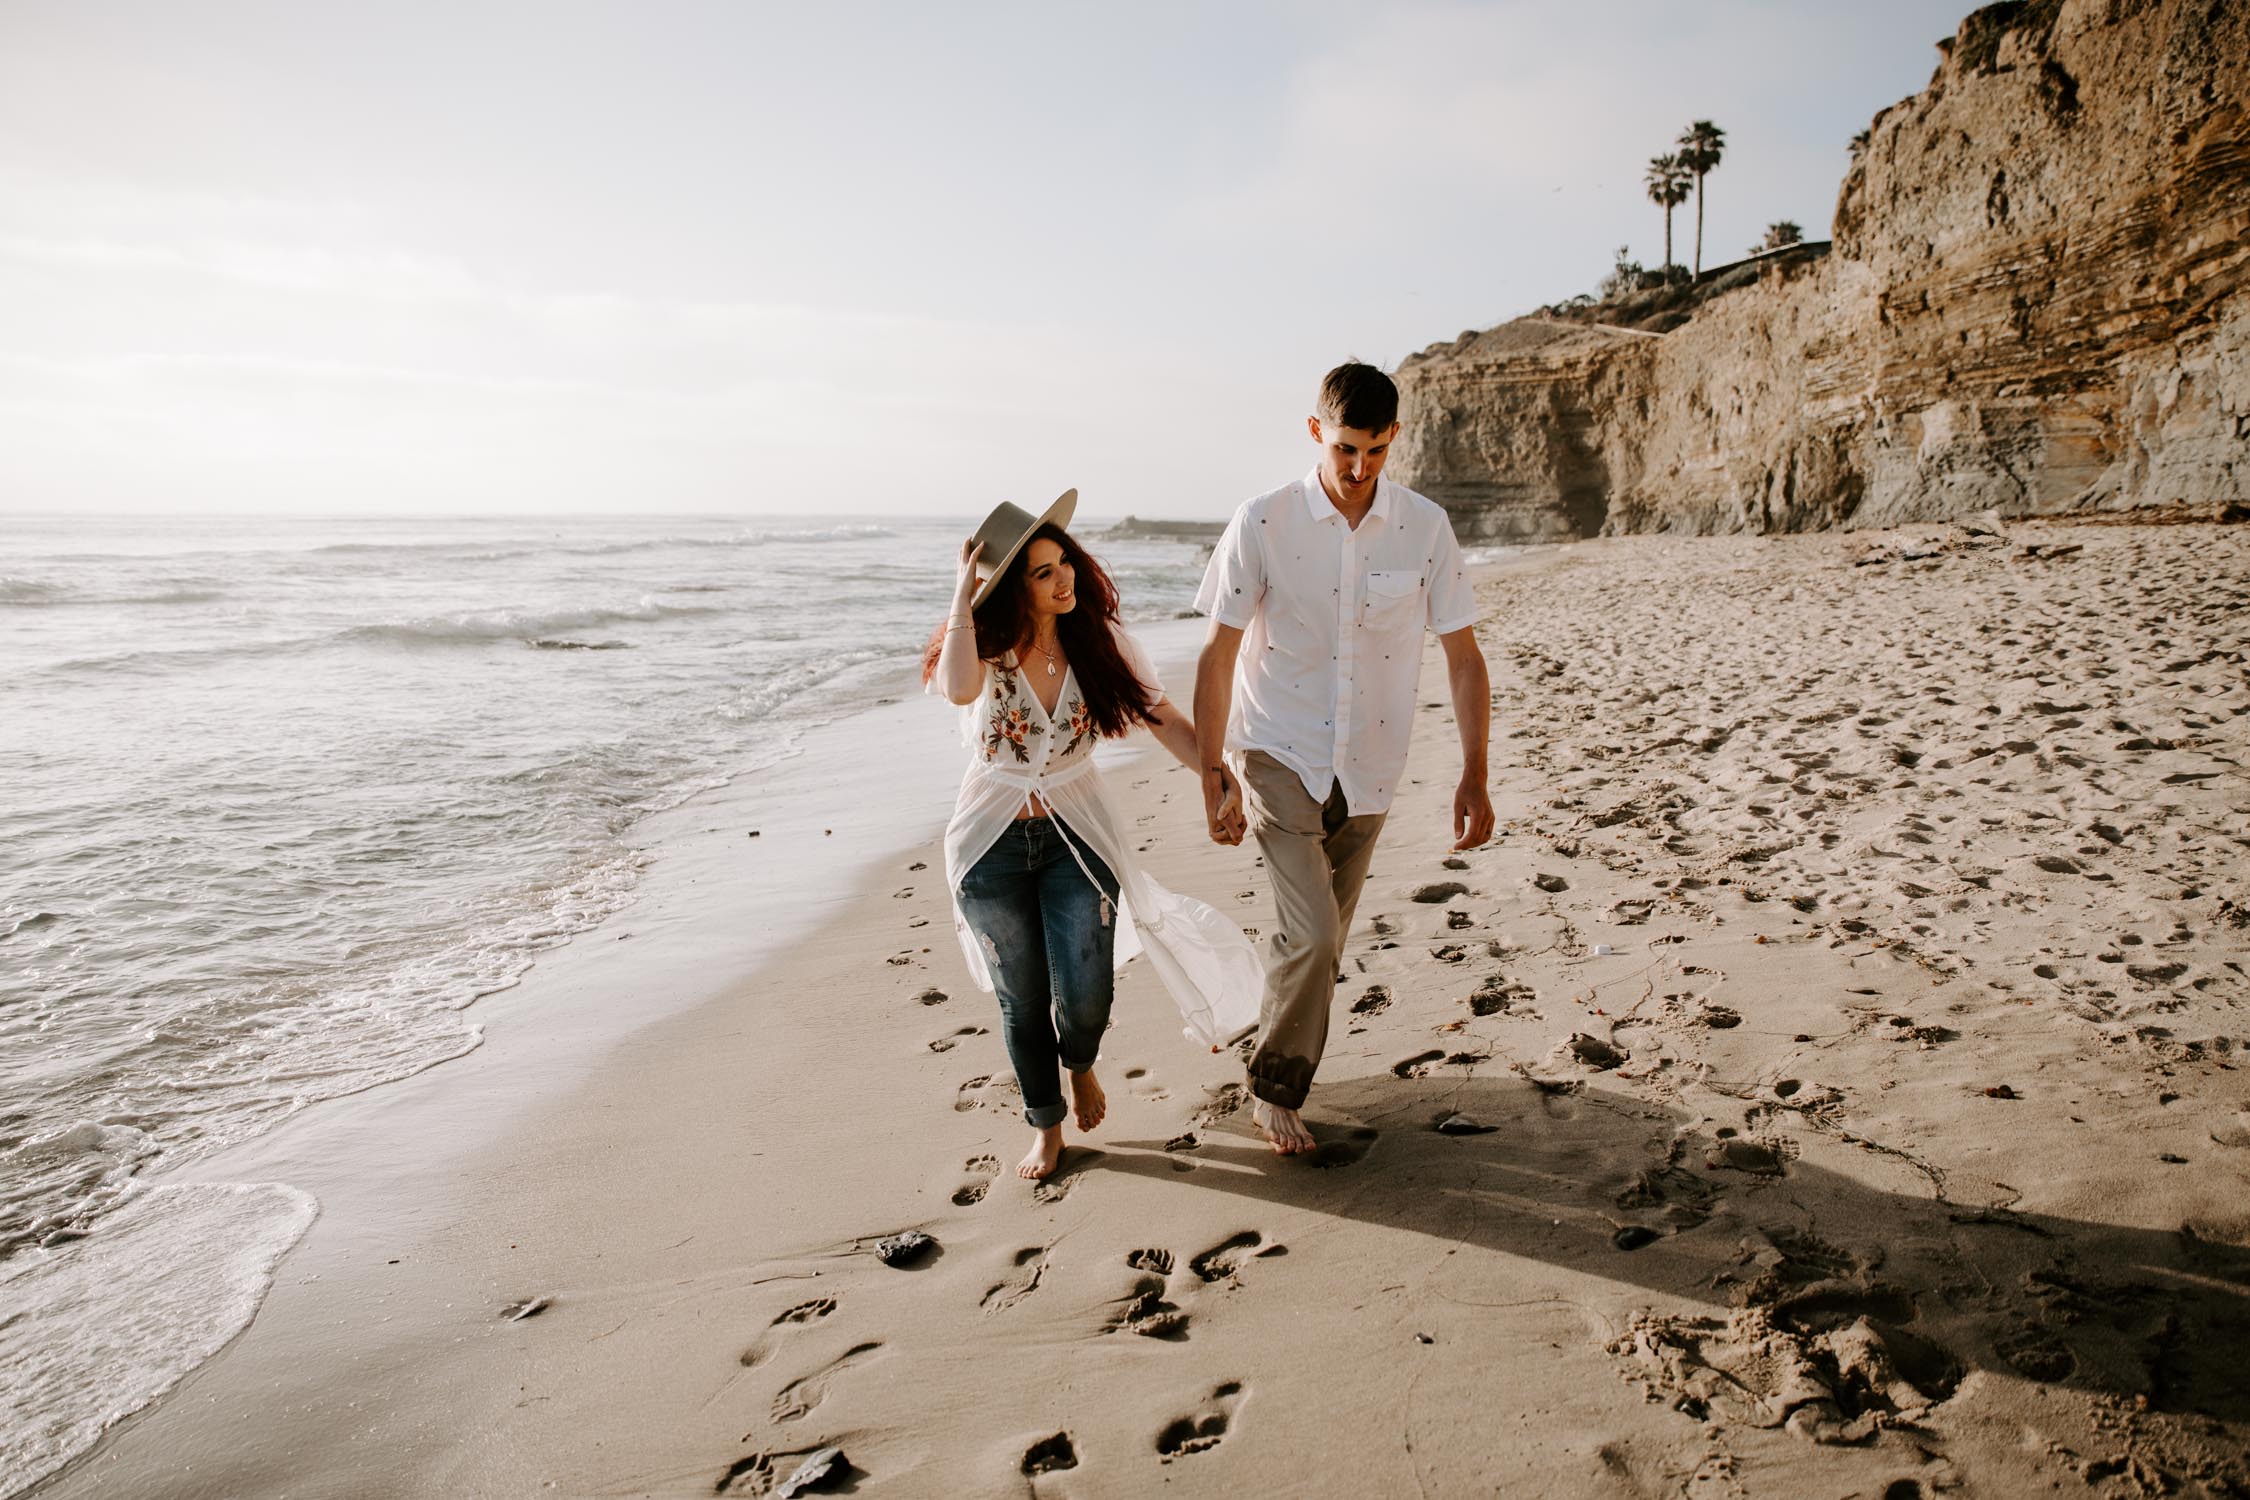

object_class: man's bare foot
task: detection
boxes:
[1018,1124,1064,1180]
[1252,1098,1317,1155]
[1068,1069,1106,1132]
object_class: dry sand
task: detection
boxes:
[31,523,2250,1499]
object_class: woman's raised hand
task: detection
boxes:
[954,538,985,606]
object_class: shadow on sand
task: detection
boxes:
[1107,1073,2250,1438]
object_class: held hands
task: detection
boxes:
[1452,775,1496,851]
[1203,765,1247,846]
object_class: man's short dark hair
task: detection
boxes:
[1317,361,1398,433]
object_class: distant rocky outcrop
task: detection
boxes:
[1102,515,1230,542]
[1393,0,2248,538]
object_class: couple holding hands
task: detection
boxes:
[924,362,1494,1180]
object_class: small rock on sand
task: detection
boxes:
[1436,1112,1499,1135]
[1411,881,1469,903]
[776,1446,848,1497]
[874,1230,936,1267]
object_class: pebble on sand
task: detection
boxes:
[775,1446,848,1497]
[874,1230,936,1267]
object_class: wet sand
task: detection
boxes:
[30,523,2250,1499]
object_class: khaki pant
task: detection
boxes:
[1239,751,1388,1109]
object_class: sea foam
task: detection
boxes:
[0,1181,318,1497]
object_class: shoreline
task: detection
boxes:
[30,527,2250,1498]
[19,615,1214,1499]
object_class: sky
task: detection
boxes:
[0,1,1974,520]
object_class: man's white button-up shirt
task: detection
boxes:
[1194,470,1477,817]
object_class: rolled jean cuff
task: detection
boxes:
[1024,1100,1068,1129]
[1247,1075,1309,1111]
[1248,1050,1316,1111]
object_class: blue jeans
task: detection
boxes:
[956,816,1120,1129]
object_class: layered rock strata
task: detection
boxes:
[1393,0,2249,538]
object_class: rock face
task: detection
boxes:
[1393,0,2249,537]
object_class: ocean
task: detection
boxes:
[0,513,1210,1493]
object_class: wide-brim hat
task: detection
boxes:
[969,488,1078,609]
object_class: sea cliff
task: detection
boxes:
[1392,0,2249,538]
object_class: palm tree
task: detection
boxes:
[1644,154,1692,280]
[1759,220,1804,253]
[1676,120,1726,276]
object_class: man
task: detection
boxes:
[1193,361,1495,1155]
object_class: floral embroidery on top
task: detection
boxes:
[982,668,1045,763]
[1056,696,1095,758]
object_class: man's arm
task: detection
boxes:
[1439,625,1495,850]
[1194,621,1246,845]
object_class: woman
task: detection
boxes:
[925,490,1260,1181]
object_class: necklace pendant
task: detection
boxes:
[1045,661,1058,677]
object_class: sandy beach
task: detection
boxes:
[29,523,2250,1500]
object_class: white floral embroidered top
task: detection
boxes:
[932,627,1261,1051]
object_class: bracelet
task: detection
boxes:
[945,622,974,634]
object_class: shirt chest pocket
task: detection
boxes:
[1361,569,1425,629]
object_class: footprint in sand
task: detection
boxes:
[1309,1128,1378,1170]
[1615,1164,1722,1232]
[1126,1247,1174,1275]
[1189,1231,1276,1284]
[1031,1151,1100,1203]
[1022,1432,1079,1476]
[1392,1050,1448,1079]
[1156,1381,1243,1460]
[954,1074,1023,1113]
[1125,1066,1171,1103]
[771,1341,884,1423]
[1110,1275,1189,1340]
[982,1246,1050,1314]
[1350,985,1392,1016]
[739,1297,837,1369]
[953,1154,1001,1206]
[1191,1083,1248,1130]
[1468,978,1536,1018]
[928,1024,987,1054]
[1559,1033,1627,1071]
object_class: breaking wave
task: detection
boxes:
[341,598,727,647]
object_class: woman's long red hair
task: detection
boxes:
[922,524,1158,738]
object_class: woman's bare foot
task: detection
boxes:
[1253,1098,1317,1155]
[1068,1069,1106,1132]
[1018,1124,1065,1180]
